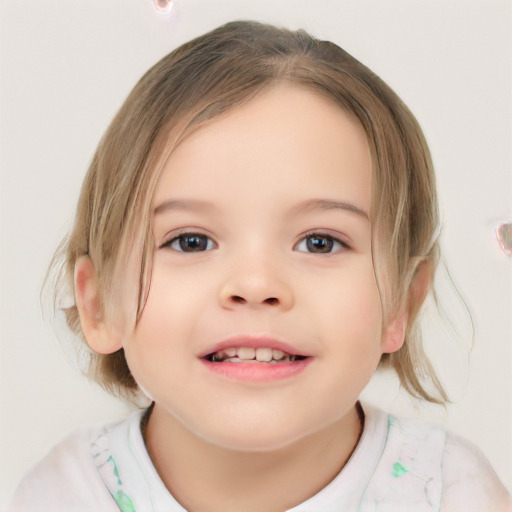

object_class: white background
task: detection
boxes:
[1,0,511,506]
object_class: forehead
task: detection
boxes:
[153,84,372,215]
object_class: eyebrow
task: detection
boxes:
[154,199,214,215]
[294,199,369,220]
[154,198,369,220]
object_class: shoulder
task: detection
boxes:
[360,406,511,511]
[8,424,118,512]
[440,431,512,512]
[360,410,448,509]
[388,413,512,511]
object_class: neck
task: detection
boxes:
[144,403,364,512]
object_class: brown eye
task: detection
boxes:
[307,235,333,253]
[166,234,215,252]
[295,234,346,254]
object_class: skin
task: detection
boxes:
[76,84,407,511]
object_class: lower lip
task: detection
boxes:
[200,358,311,382]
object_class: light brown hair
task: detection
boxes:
[49,20,446,403]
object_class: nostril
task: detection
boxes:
[228,296,279,306]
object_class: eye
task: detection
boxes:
[163,233,215,252]
[295,233,347,254]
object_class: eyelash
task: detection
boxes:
[160,231,350,254]
[295,232,350,254]
[160,232,216,253]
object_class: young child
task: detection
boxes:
[9,20,511,512]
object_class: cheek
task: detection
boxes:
[322,262,383,340]
[121,262,218,386]
[139,262,211,327]
[121,279,186,383]
[123,310,191,404]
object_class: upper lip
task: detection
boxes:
[198,334,309,359]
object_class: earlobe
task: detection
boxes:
[381,259,433,354]
[381,313,407,354]
[74,255,123,354]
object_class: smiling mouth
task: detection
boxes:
[204,347,307,364]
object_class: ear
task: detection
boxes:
[381,312,407,354]
[74,255,123,354]
[409,258,433,311]
[381,259,433,354]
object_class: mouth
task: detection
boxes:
[199,336,312,381]
[204,347,307,364]
[199,335,314,383]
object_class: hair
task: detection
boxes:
[48,20,447,403]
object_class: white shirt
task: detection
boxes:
[8,404,511,512]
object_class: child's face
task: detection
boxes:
[122,84,399,450]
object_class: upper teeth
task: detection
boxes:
[209,347,294,363]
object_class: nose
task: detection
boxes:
[219,256,295,311]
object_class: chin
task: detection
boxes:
[195,415,329,453]
[206,430,306,453]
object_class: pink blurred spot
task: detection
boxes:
[154,0,173,13]
[496,222,512,256]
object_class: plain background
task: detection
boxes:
[1,0,511,506]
